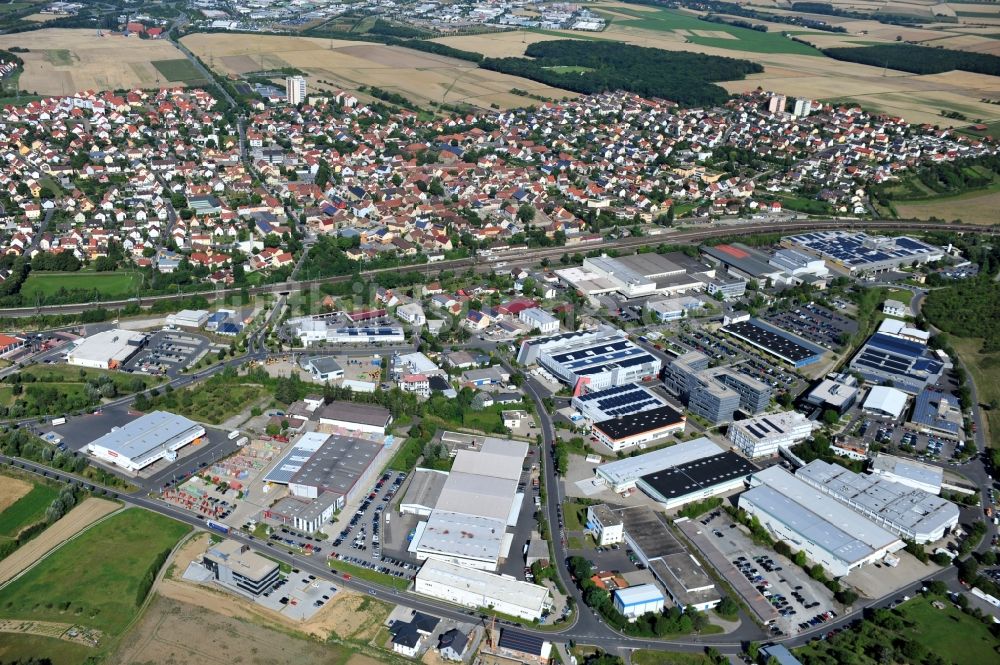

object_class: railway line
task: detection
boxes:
[1,219,991,318]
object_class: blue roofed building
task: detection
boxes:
[613,584,665,620]
[849,332,944,395]
[910,389,963,438]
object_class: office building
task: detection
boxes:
[870,454,943,495]
[265,493,338,533]
[289,316,405,346]
[286,75,306,104]
[86,411,205,473]
[414,558,551,621]
[203,539,280,597]
[517,326,660,393]
[586,504,624,546]
[662,351,771,424]
[614,584,665,620]
[727,410,814,459]
[67,329,147,370]
[796,460,958,543]
[804,373,859,415]
[740,466,904,577]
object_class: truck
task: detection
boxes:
[51,417,66,426]
[228,430,241,440]
[206,520,230,535]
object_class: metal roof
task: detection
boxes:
[596,437,724,487]
[88,411,203,461]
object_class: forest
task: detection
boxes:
[823,44,1000,76]
[480,40,762,107]
[922,277,1000,352]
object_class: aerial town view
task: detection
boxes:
[1,0,1000,664]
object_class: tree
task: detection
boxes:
[517,203,536,224]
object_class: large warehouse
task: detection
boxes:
[721,319,825,368]
[408,437,528,571]
[594,437,755,509]
[783,231,943,274]
[68,329,148,370]
[554,253,703,299]
[414,558,551,621]
[571,383,669,425]
[796,460,959,543]
[850,330,944,395]
[318,401,392,435]
[592,405,687,453]
[87,410,205,472]
[516,326,661,393]
[740,466,904,577]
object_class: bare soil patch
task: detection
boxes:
[0,498,120,586]
[0,477,32,514]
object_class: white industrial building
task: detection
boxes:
[740,466,904,577]
[516,326,661,392]
[595,437,724,493]
[645,296,704,322]
[414,558,551,621]
[317,401,392,435]
[290,317,405,346]
[613,584,665,620]
[166,309,209,328]
[571,383,669,426]
[396,303,427,326]
[727,411,814,459]
[554,253,703,299]
[862,386,909,420]
[87,411,205,473]
[408,437,528,571]
[67,329,147,369]
[796,460,958,543]
[519,307,559,333]
[870,454,942,495]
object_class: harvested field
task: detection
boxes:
[0,29,190,95]
[429,31,568,58]
[0,477,32,514]
[894,188,1000,225]
[182,32,574,109]
[0,498,120,586]
[108,595,341,665]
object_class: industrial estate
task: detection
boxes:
[0,2,999,665]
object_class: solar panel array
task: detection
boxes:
[577,383,662,418]
[787,231,939,269]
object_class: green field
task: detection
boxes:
[796,595,1000,665]
[952,337,1000,449]
[607,7,822,55]
[0,509,189,634]
[562,500,588,531]
[20,271,140,301]
[43,49,74,66]
[0,481,57,542]
[150,58,206,82]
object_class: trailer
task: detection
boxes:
[206,520,230,535]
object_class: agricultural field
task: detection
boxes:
[181,32,575,109]
[0,479,57,545]
[0,498,119,585]
[0,29,191,95]
[19,271,140,302]
[428,2,1000,126]
[151,58,207,83]
[0,509,189,663]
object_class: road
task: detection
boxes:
[1,219,994,319]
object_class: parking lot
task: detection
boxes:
[761,303,858,351]
[683,510,839,637]
[257,570,339,620]
[123,330,213,377]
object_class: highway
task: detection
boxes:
[1,219,994,318]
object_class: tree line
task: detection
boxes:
[480,40,762,107]
[824,44,1000,76]
[922,277,1000,352]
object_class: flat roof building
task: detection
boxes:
[413,559,551,621]
[910,389,963,438]
[400,468,448,516]
[662,352,771,424]
[727,411,814,459]
[784,231,943,274]
[304,356,344,382]
[519,308,559,333]
[722,319,825,367]
[555,253,694,299]
[592,405,686,453]
[572,383,668,425]
[850,332,944,395]
[796,460,959,543]
[68,329,147,370]
[740,466,904,577]
[318,401,392,435]
[805,373,859,415]
[265,493,338,533]
[203,539,280,597]
[614,584,664,619]
[870,453,943,495]
[595,437,726,493]
[166,309,209,328]
[517,326,661,393]
[638,449,757,510]
[288,434,387,507]
[87,411,205,473]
